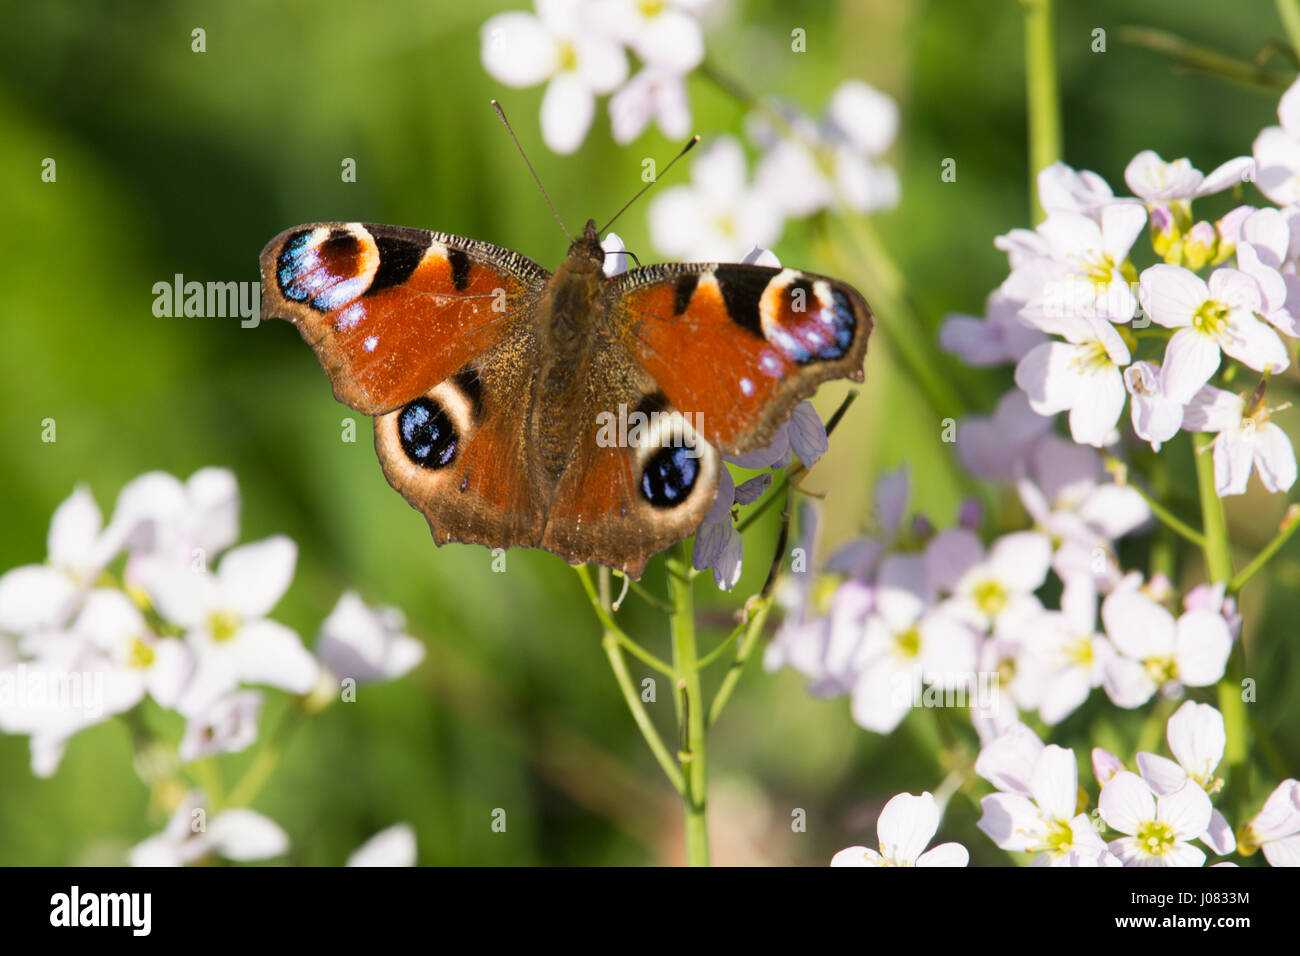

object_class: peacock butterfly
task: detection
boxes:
[259,214,872,577]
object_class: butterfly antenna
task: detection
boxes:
[492,99,572,242]
[598,135,701,236]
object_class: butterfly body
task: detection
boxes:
[261,218,872,576]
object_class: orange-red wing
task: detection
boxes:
[609,263,872,456]
[260,222,548,415]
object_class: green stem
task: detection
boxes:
[667,543,709,866]
[1193,434,1233,583]
[1192,432,1248,824]
[708,599,772,726]
[1114,466,1206,548]
[225,704,304,808]
[1021,0,1062,221]
[601,632,686,795]
[576,566,674,676]
[1117,25,1293,94]
[1228,504,1300,594]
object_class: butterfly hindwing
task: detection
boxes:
[260,222,549,414]
[609,262,873,456]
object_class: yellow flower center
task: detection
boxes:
[1043,817,1075,853]
[557,41,578,72]
[207,609,241,643]
[1134,819,1177,857]
[972,579,1008,617]
[895,626,921,659]
[1065,635,1094,668]
[1192,299,1229,337]
[1069,339,1115,374]
[1143,656,1176,686]
[638,0,666,16]
[128,637,155,669]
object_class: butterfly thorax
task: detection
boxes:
[531,220,608,485]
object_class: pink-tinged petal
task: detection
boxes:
[1124,150,1201,201]
[786,402,828,467]
[177,689,261,762]
[572,32,628,93]
[1166,700,1225,778]
[1254,423,1298,492]
[915,842,969,867]
[346,824,418,867]
[1014,342,1083,415]
[925,528,983,593]
[1103,657,1157,708]
[733,473,771,505]
[1092,747,1124,786]
[1101,589,1176,658]
[1249,780,1300,842]
[1243,207,1292,263]
[1174,610,1232,686]
[726,428,788,469]
[541,74,595,154]
[217,536,296,619]
[1196,157,1255,197]
[874,554,928,625]
[1099,771,1155,836]
[873,466,910,536]
[977,793,1043,850]
[1159,843,1208,867]
[1037,163,1113,215]
[480,12,557,87]
[1031,745,1079,821]
[1263,833,1300,867]
[975,721,1044,795]
[917,609,978,678]
[134,558,216,631]
[829,80,899,156]
[1161,329,1222,403]
[1280,77,1300,134]
[1099,202,1148,259]
[987,531,1052,592]
[1214,429,1253,497]
[1235,242,1288,312]
[208,809,289,861]
[145,639,194,709]
[1254,127,1300,205]
[830,845,883,866]
[850,660,912,733]
[1157,783,1213,841]
[0,565,79,633]
[1182,385,1243,432]
[876,792,940,863]
[1203,810,1237,856]
[232,620,319,695]
[1136,752,1188,796]
[1138,264,1206,329]
[1067,366,1126,447]
[710,527,743,591]
[1221,313,1289,373]
[628,8,702,73]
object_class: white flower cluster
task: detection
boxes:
[0,469,424,781]
[942,77,1300,494]
[480,1,901,262]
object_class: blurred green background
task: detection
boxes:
[2,0,1297,865]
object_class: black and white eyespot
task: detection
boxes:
[384,371,482,472]
[629,402,718,510]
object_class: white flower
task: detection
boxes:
[753,80,900,216]
[1123,361,1183,451]
[592,0,704,73]
[850,557,979,733]
[74,589,192,712]
[1014,313,1132,447]
[691,466,767,591]
[1020,577,1111,725]
[1253,77,1300,205]
[1037,162,1115,218]
[948,531,1052,633]
[0,486,122,634]
[954,389,1053,481]
[137,536,319,715]
[480,0,628,154]
[1239,779,1300,866]
[178,690,263,763]
[1135,701,1235,856]
[346,823,418,867]
[1182,384,1297,496]
[831,791,968,866]
[1234,207,1300,336]
[609,66,691,143]
[1016,204,1146,326]
[648,136,782,261]
[1138,265,1289,401]
[1101,589,1232,707]
[940,291,1047,367]
[1123,150,1253,204]
[1099,772,1213,866]
[129,791,288,866]
[978,740,1114,866]
[111,468,240,571]
[316,591,425,684]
